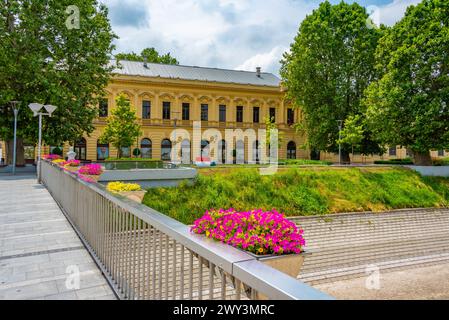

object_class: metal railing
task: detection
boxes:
[40,160,332,300]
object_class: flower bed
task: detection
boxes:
[78,164,103,175]
[107,181,142,192]
[191,209,305,256]
[43,154,61,161]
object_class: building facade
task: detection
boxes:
[49,60,307,163]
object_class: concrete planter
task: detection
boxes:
[243,251,310,300]
[252,251,309,278]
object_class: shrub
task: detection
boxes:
[133,148,141,157]
[433,158,449,166]
[107,181,142,192]
[279,159,332,166]
[191,209,306,256]
[374,158,414,165]
[43,154,61,160]
[51,147,63,156]
[78,164,103,175]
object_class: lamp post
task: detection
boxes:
[5,101,21,175]
[337,120,343,166]
[29,103,58,182]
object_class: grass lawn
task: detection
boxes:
[142,167,449,225]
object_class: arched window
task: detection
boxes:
[141,139,152,159]
[181,139,191,164]
[236,140,245,164]
[74,138,87,161]
[97,141,109,161]
[161,139,172,161]
[218,140,226,164]
[287,141,296,159]
[201,140,210,161]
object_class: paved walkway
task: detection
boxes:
[0,175,115,300]
[315,262,449,300]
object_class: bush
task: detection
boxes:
[191,209,305,255]
[52,147,63,156]
[433,158,449,166]
[374,158,414,165]
[133,148,141,157]
[107,181,142,192]
[279,159,332,166]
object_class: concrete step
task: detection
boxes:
[294,209,449,285]
[300,253,449,285]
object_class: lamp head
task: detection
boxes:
[44,105,57,116]
[29,103,44,116]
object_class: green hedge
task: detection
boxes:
[374,158,414,165]
[105,158,161,162]
[278,159,333,166]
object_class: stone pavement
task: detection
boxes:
[315,262,449,300]
[0,174,116,300]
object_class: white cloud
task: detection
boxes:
[376,0,422,26]
[236,46,287,74]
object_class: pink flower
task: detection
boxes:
[78,164,103,175]
[191,209,305,256]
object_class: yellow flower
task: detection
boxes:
[107,181,142,192]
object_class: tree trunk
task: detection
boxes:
[341,150,351,164]
[6,138,25,166]
[413,151,432,166]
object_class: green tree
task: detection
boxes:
[337,115,364,159]
[0,0,116,165]
[364,0,449,166]
[280,1,383,162]
[100,94,141,159]
[115,47,179,65]
[264,116,283,149]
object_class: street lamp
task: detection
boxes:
[337,120,343,166]
[29,103,58,182]
[172,111,181,165]
[8,101,21,175]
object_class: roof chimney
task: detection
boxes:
[256,67,261,78]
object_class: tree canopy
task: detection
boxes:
[115,47,179,65]
[364,0,449,165]
[280,1,383,161]
[0,0,116,164]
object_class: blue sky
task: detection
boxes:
[102,0,422,75]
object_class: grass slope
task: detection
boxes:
[142,167,449,225]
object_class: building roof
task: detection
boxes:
[110,60,281,87]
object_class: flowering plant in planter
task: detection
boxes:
[77,173,95,183]
[52,159,67,166]
[191,209,306,256]
[78,164,103,175]
[65,159,80,167]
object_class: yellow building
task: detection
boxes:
[55,60,306,163]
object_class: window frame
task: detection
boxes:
[163,101,171,120]
[182,103,190,121]
[201,104,209,121]
[142,100,151,119]
[219,105,226,122]
[236,106,244,123]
